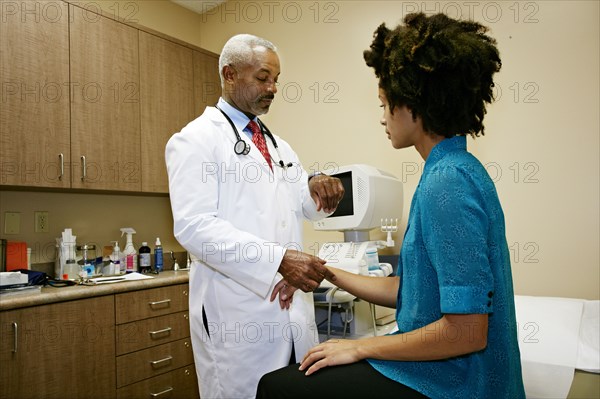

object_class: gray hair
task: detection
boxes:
[218,34,277,86]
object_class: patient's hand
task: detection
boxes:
[299,339,364,375]
[270,279,298,310]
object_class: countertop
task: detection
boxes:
[0,271,190,311]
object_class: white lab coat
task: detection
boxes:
[165,106,324,399]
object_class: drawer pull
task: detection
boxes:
[12,322,18,353]
[150,387,173,398]
[58,153,64,180]
[149,327,172,338]
[150,355,173,368]
[81,155,86,181]
[149,299,171,308]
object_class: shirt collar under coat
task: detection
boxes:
[217,97,258,139]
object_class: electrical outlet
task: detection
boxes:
[35,211,49,233]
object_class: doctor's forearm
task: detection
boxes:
[326,267,398,308]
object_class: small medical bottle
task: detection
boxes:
[365,245,380,271]
[138,242,151,273]
[154,238,163,273]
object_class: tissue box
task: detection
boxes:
[0,271,28,288]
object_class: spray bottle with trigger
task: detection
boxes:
[120,228,137,273]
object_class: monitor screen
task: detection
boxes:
[328,171,353,217]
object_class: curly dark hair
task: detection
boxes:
[364,13,501,138]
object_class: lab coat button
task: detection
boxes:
[281,221,287,228]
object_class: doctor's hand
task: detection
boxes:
[299,339,364,376]
[309,174,345,213]
[270,279,297,309]
[278,249,335,292]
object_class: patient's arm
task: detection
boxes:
[325,266,399,308]
[300,313,488,376]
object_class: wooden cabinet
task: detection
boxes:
[139,32,195,194]
[1,3,220,193]
[0,280,198,399]
[0,1,71,188]
[117,365,199,399]
[115,283,199,398]
[69,5,141,191]
[0,296,116,399]
[193,50,221,116]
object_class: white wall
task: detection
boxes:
[197,0,599,299]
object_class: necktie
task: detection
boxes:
[248,120,272,170]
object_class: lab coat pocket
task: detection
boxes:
[212,277,287,349]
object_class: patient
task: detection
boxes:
[257,12,525,399]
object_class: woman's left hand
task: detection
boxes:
[299,339,364,376]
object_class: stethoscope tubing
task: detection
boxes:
[216,105,292,168]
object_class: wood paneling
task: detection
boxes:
[69,5,141,190]
[139,32,194,193]
[0,1,71,188]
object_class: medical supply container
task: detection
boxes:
[138,242,151,273]
[154,238,163,272]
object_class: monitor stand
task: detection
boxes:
[343,230,370,243]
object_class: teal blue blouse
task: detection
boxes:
[368,136,525,399]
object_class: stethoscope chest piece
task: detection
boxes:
[234,138,250,155]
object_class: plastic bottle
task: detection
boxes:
[120,228,137,273]
[365,244,380,271]
[154,237,163,273]
[110,241,121,275]
[138,242,151,274]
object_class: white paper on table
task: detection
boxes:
[514,295,584,399]
[90,272,154,284]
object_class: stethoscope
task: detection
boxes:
[216,105,293,168]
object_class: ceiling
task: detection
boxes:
[170,0,227,14]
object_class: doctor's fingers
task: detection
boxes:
[316,178,345,212]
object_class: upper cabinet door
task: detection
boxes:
[0,2,71,188]
[139,32,194,194]
[69,5,141,191]
[193,51,220,116]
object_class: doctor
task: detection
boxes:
[165,34,344,399]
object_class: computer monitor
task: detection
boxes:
[313,164,403,239]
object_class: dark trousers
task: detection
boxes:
[256,360,429,399]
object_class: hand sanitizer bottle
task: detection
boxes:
[110,241,121,275]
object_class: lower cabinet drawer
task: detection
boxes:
[116,365,200,399]
[117,311,190,355]
[117,338,195,388]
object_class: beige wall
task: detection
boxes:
[1,1,598,299]
[196,0,599,299]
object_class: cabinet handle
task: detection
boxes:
[58,153,64,180]
[80,155,86,181]
[12,322,17,353]
[150,387,173,398]
[149,327,172,338]
[150,355,173,368]
[149,299,171,308]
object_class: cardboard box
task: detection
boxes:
[6,241,27,271]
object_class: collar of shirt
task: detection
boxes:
[217,97,257,139]
[423,135,467,173]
